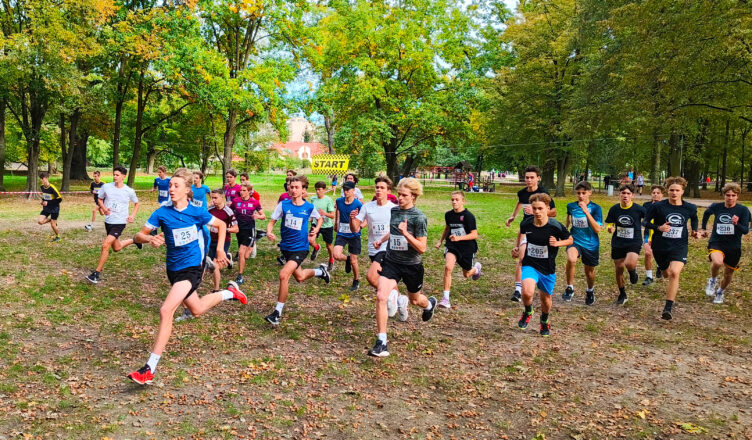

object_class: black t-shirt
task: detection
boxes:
[605,203,646,248]
[444,209,478,254]
[645,199,698,251]
[702,202,751,249]
[520,217,570,275]
[90,181,104,200]
[517,187,556,219]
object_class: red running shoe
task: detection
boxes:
[227,281,247,305]
[128,365,154,385]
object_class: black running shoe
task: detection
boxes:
[656,270,663,279]
[327,261,334,272]
[310,244,320,261]
[86,271,100,284]
[562,286,574,302]
[277,255,287,266]
[642,277,654,286]
[265,310,281,326]
[585,291,595,306]
[317,264,330,284]
[661,308,672,320]
[422,297,437,322]
[511,290,522,302]
[345,256,352,273]
[518,310,533,329]
[616,292,628,305]
[628,270,638,285]
[149,228,159,236]
[235,274,245,285]
[540,321,550,336]
[368,340,390,357]
[350,279,360,291]
[135,241,143,250]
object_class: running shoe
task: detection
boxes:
[350,279,360,291]
[518,310,533,329]
[135,241,143,250]
[511,290,522,302]
[175,308,194,322]
[310,244,320,261]
[397,295,409,321]
[387,290,398,317]
[472,262,482,281]
[562,286,574,302]
[628,270,638,285]
[86,271,100,284]
[317,264,330,284]
[251,246,257,259]
[327,260,334,272]
[713,289,724,304]
[585,291,595,306]
[51,236,60,243]
[642,277,654,286]
[616,292,628,305]
[422,297,437,322]
[368,340,390,357]
[345,256,352,273]
[438,297,451,309]
[227,281,247,305]
[84,224,93,232]
[149,228,159,236]
[277,255,287,266]
[265,310,281,326]
[540,320,550,336]
[705,278,717,297]
[205,256,216,271]
[127,365,154,385]
[656,270,663,279]
[235,274,245,285]
[661,307,673,320]
[227,253,234,269]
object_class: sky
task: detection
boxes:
[503,0,517,13]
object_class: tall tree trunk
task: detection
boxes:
[384,136,399,184]
[222,108,238,184]
[24,106,46,194]
[71,128,90,181]
[0,98,6,191]
[127,68,147,187]
[400,153,417,177]
[651,129,661,184]
[113,98,124,169]
[741,129,748,191]
[541,158,555,190]
[200,135,210,175]
[555,151,571,197]
[60,112,72,191]
[667,132,681,177]
[146,145,157,174]
[324,114,334,154]
[720,120,729,189]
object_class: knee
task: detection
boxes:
[293,272,306,283]
[409,296,421,306]
[376,290,389,303]
[444,264,453,273]
[160,305,175,320]
[37,219,44,225]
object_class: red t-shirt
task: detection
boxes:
[209,205,237,243]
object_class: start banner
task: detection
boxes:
[311,154,350,175]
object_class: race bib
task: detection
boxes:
[663,226,683,239]
[190,199,203,208]
[572,217,588,228]
[109,202,120,212]
[390,235,408,251]
[372,222,387,236]
[284,216,303,231]
[42,193,52,200]
[527,243,549,259]
[92,188,99,194]
[159,190,169,198]
[716,223,734,235]
[339,223,352,234]
[616,227,634,239]
[172,225,198,247]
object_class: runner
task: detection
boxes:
[515,193,572,336]
[563,181,602,302]
[643,177,699,320]
[264,176,330,326]
[152,166,171,205]
[331,174,338,193]
[700,183,751,304]
[605,184,645,305]
[85,170,105,231]
[340,173,364,203]
[233,182,264,284]
[505,165,556,302]
[636,173,645,195]
[641,185,665,285]
[126,168,247,385]
[284,169,297,192]
[352,176,409,321]
[37,172,63,242]
[310,181,336,272]
[434,191,481,309]
[224,169,242,203]
[86,166,141,284]
[334,181,364,291]
[368,178,436,357]
[190,171,211,210]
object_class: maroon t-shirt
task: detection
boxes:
[209,205,237,243]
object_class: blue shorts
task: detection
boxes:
[521,266,556,295]
[567,243,599,267]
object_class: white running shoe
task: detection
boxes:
[387,289,398,317]
[705,278,717,297]
[438,297,451,309]
[251,245,257,258]
[397,295,409,322]
[713,289,724,304]
[472,262,482,280]
[84,224,93,232]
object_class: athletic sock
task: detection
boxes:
[424,299,434,311]
[377,333,387,344]
[220,290,234,301]
[329,257,334,263]
[146,353,161,373]
[540,313,549,323]
[524,304,533,314]
[315,244,320,251]
[710,276,718,283]
[314,268,324,277]
[718,288,725,294]
[619,287,626,295]
[586,287,594,293]
[275,302,285,314]
[443,290,450,300]
[664,299,674,310]
[646,270,653,278]
[567,284,574,290]
[515,282,522,293]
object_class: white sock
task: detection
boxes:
[147,353,161,373]
[275,302,285,314]
[567,284,574,290]
[443,290,450,300]
[220,290,234,301]
[425,300,434,311]
[378,333,387,344]
[314,268,323,277]
[646,270,653,278]
[515,282,522,292]
[586,287,594,293]
[710,276,718,283]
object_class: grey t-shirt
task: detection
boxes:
[385,206,428,265]
[98,182,139,224]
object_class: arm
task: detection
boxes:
[128,202,140,223]
[266,219,277,241]
[135,225,162,247]
[581,206,601,234]
[737,208,751,235]
[690,209,699,237]
[310,216,323,236]
[254,208,266,221]
[452,229,478,241]
[701,206,712,230]
[333,205,340,231]
[434,226,450,249]
[506,202,522,227]
[398,220,427,254]
[548,208,558,218]
[566,214,571,229]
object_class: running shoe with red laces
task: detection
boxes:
[540,320,550,336]
[128,364,154,385]
[518,309,533,329]
[227,281,248,305]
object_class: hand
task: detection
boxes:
[319,208,325,216]
[127,215,135,223]
[658,222,671,233]
[607,226,614,234]
[732,215,739,225]
[398,219,408,235]
[506,217,514,227]
[98,207,106,216]
[449,235,458,242]
[511,246,520,259]
[549,236,557,246]
[375,239,384,249]
[267,232,276,242]
[698,228,707,238]
[149,232,165,248]
[578,200,588,211]
[434,240,442,249]
[350,209,358,219]
[215,250,229,268]
[103,207,111,216]
[42,201,47,206]
[309,230,318,237]
[523,205,532,215]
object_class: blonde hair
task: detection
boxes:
[172,168,193,199]
[397,177,423,198]
[451,190,465,200]
[665,176,687,189]
[722,182,741,195]
[241,181,254,192]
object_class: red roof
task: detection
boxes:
[271,142,327,160]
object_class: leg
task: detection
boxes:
[50,219,59,236]
[521,278,536,306]
[238,244,249,275]
[443,252,457,291]
[644,243,653,271]
[183,288,227,317]
[151,281,194,356]
[539,290,552,315]
[351,253,360,280]
[720,266,735,290]
[407,290,429,309]
[376,276,398,334]
[584,266,596,290]
[709,251,724,279]
[614,258,626,288]
[624,252,639,272]
[366,262,381,288]
[91,208,97,223]
[664,261,685,301]
[325,242,334,260]
[292,265,316,283]
[37,215,49,225]
[566,247,578,285]
[333,244,347,261]
[95,236,118,272]
[276,261,298,304]
[111,237,135,252]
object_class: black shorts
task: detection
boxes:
[369,251,386,264]
[568,244,600,267]
[282,250,309,268]
[40,209,59,220]
[208,240,231,260]
[167,265,204,300]
[335,234,362,255]
[378,259,424,294]
[317,227,334,244]
[105,223,126,238]
[611,245,641,260]
[237,227,256,248]
[708,243,742,270]
[445,247,476,271]
[653,248,688,271]
[93,196,100,205]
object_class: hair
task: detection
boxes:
[665,176,687,189]
[722,182,742,195]
[157,166,167,173]
[289,175,308,188]
[650,185,665,193]
[529,193,551,206]
[240,181,253,192]
[524,165,541,177]
[375,175,393,189]
[93,170,101,176]
[226,169,237,177]
[286,169,297,176]
[451,190,465,200]
[193,170,204,181]
[240,172,249,180]
[113,166,128,175]
[315,181,327,190]
[211,188,224,196]
[172,168,193,198]
[574,181,592,192]
[397,177,423,198]
[39,171,50,179]
[618,183,635,193]
[345,173,359,184]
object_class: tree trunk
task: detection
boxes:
[24,106,46,194]
[146,145,157,174]
[223,108,238,184]
[127,68,147,187]
[667,132,681,177]
[555,151,571,197]
[200,135,210,176]
[71,128,90,181]
[741,129,747,190]
[651,129,661,184]
[0,98,5,191]
[720,120,729,189]
[324,114,334,154]
[113,98,124,169]
[401,153,417,177]
[60,112,72,192]
[384,138,399,184]
[541,159,555,190]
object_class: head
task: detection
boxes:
[618,184,635,205]
[39,171,50,185]
[574,181,593,202]
[374,176,393,200]
[529,193,551,220]
[240,181,253,199]
[315,180,327,198]
[524,165,541,189]
[286,169,297,178]
[722,183,741,207]
[157,166,167,178]
[345,173,359,184]
[650,185,665,202]
[451,191,465,211]
[396,177,422,209]
[343,181,356,199]
[113,166,128,184]
[288,176,305,199]
[169,168,194,203]
[226,169,237,186]
[93,170,101,182]
[210,188,225,208]
[664,176,687,201]
[240,172,249,184]
[193,171,204,186]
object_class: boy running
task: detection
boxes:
[152,166,171,205]
[641,185,665,285]
[605,184,646,305]
[239,172,260,201]
[264,176,330,326]
[434,191,482,309]
[563,181,602,302]
[224,169,242,203]
[190,171,211,210]
[643,177,699,320]
[340,173,365,203]
[86,166,141,284]
[85,170,105,231]
[505,165,557,302]
[127,168,247,385]
[37,172,62,242]
[233,182,265,284]
[334,181,364,291]
[700,183,751,304]
[515,193,572,336]
[310,181,336,272]
[368,178,436,358]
